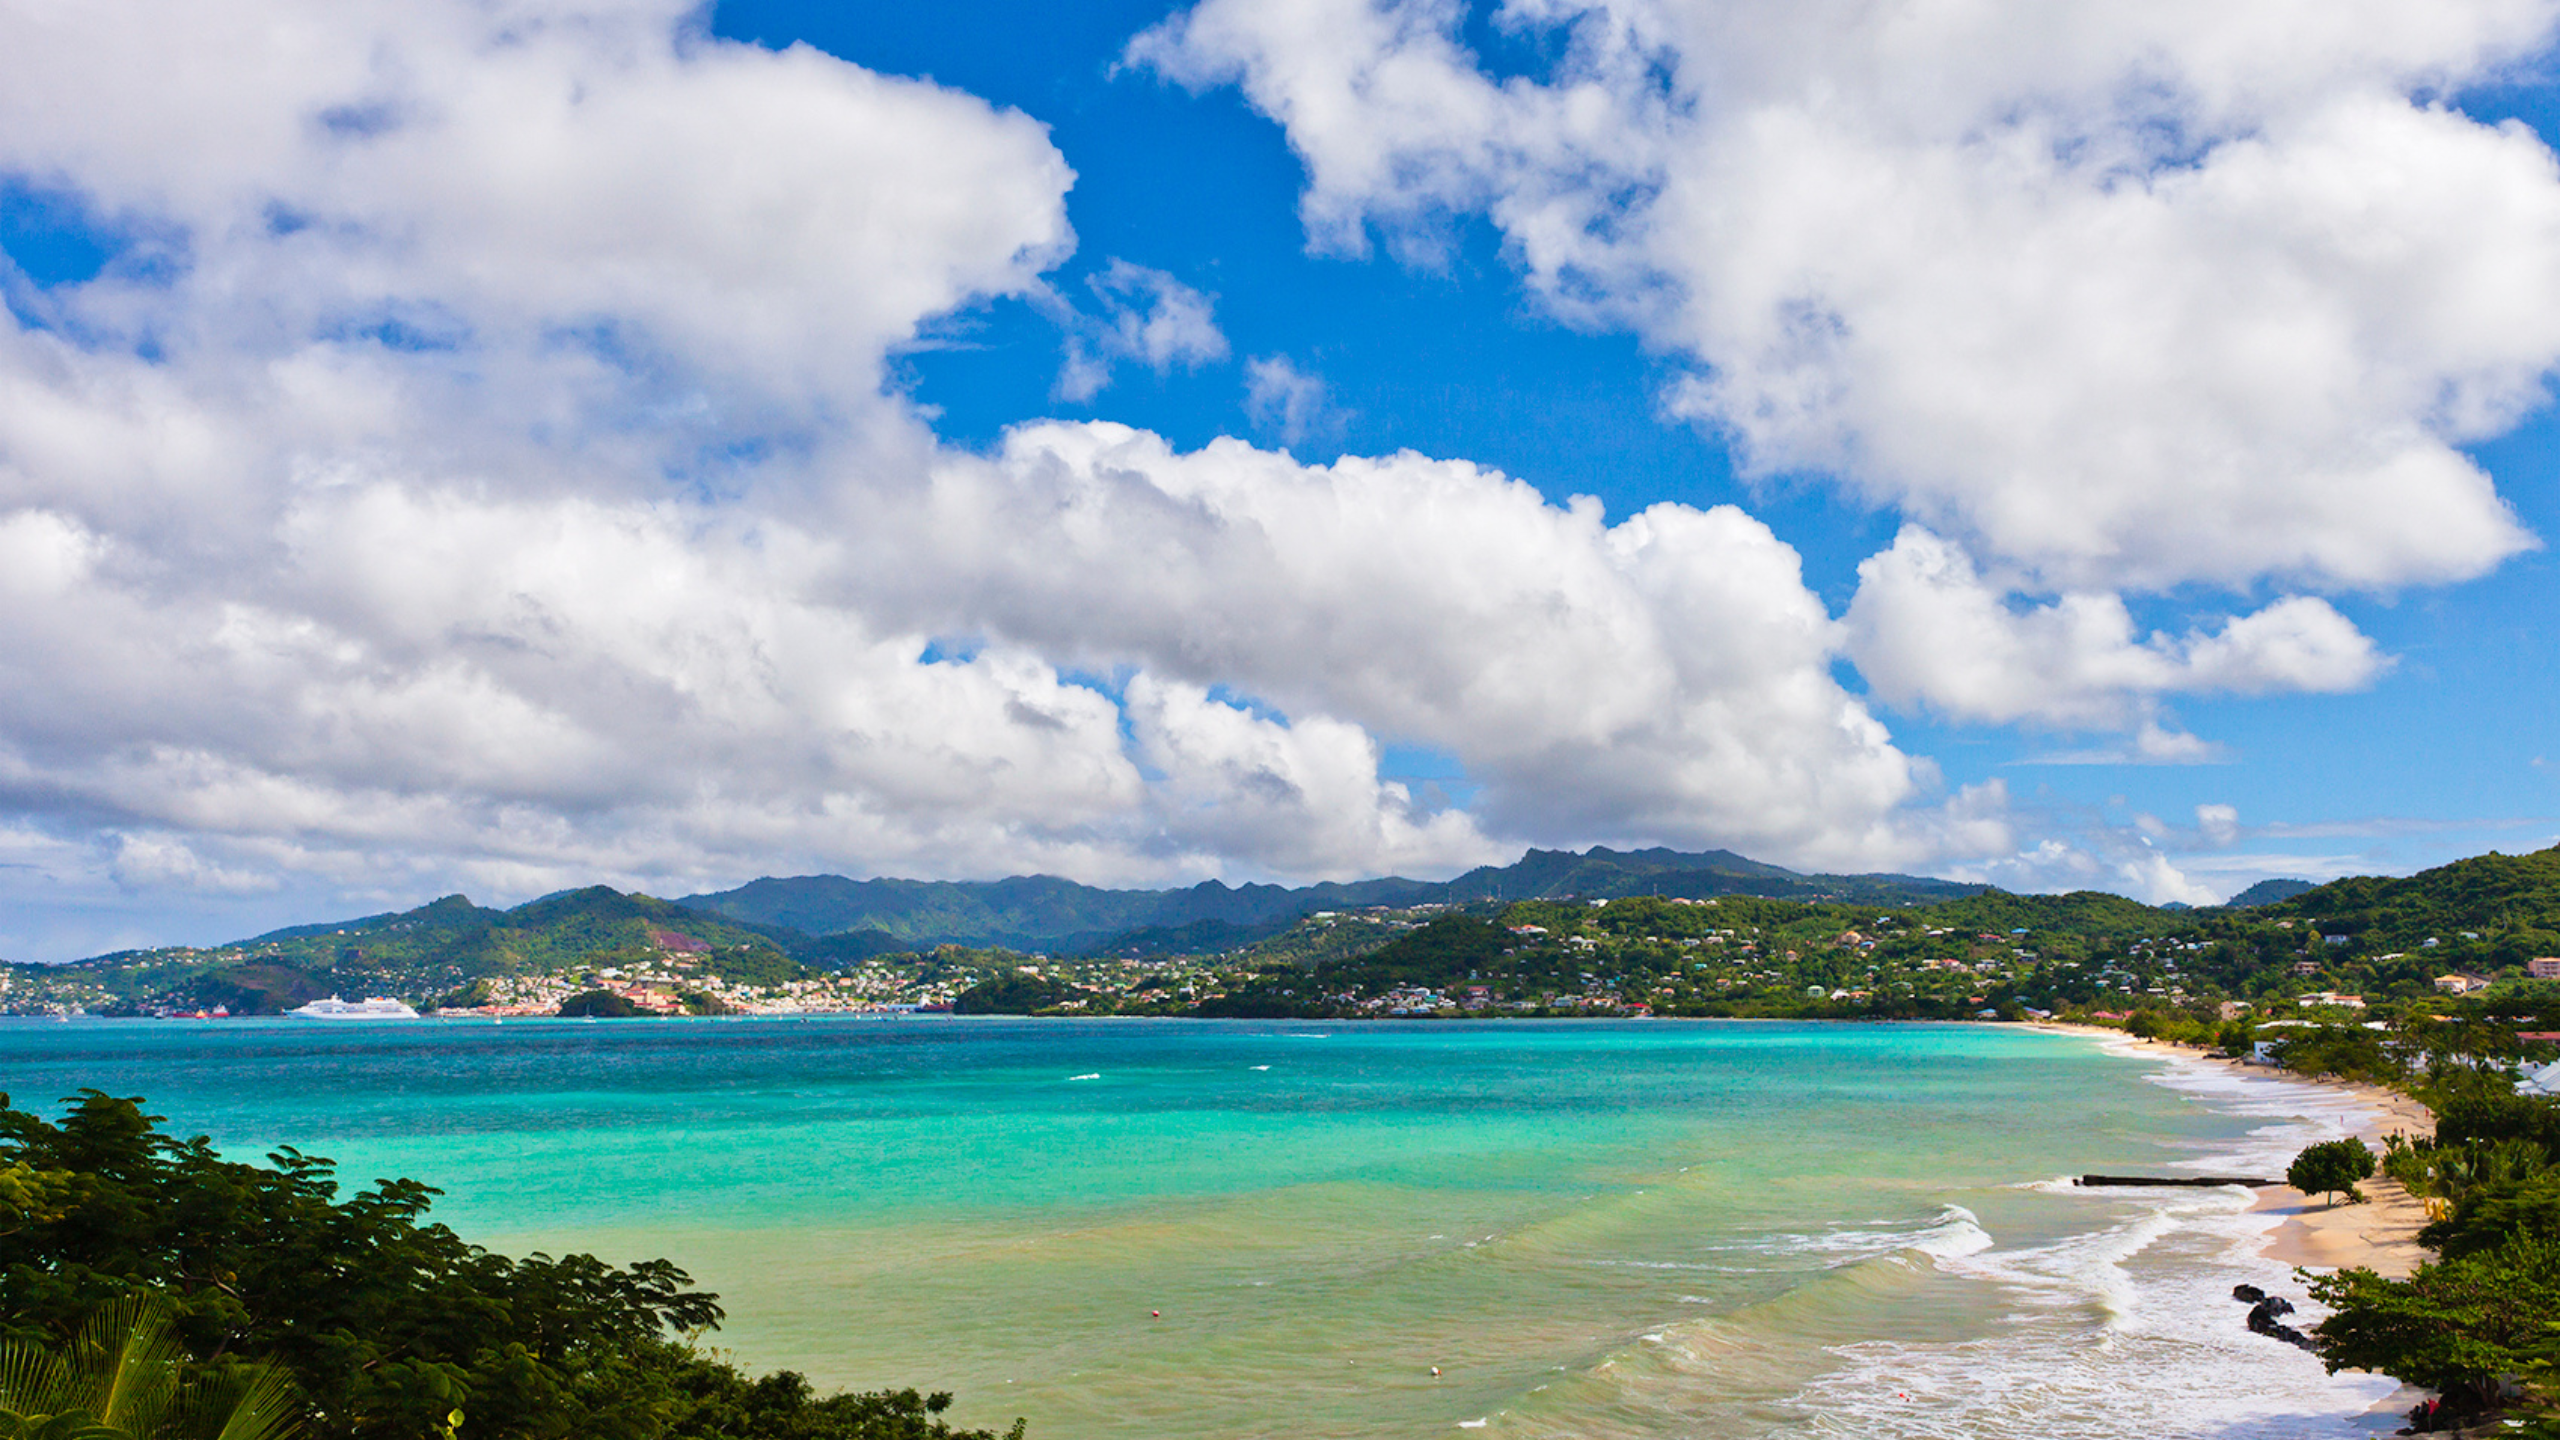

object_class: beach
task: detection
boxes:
[2027,1022,2438,1279]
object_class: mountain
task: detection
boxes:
[675,845,1986,954]
[2224,877,2318,907]
[52,887,802,1013]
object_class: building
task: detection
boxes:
[2531,957,2560,980]
[2435,973,2492,995]
[2297,991,2366,1009]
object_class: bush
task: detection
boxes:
[2311,1232,2560,1415]
[2438,1094,2560,1152]
[2289,1138,2377,1206]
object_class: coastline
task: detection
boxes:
[2023,1020,2436,1278]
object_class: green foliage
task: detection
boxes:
[0,1092,1020,1440]
[2309,1232,2560,1411]
[2288,1138,2377,1206]
[2269,1026,2404,1086]
[2424,1166,2560,1258]
[950,972,1084,1015]
[0,1295,298,1440]
[556,991,646,1018]
[2438,1094,2560,1152]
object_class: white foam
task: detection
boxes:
[1731,1205,1996,1265]
[1767,1049,2413,1437]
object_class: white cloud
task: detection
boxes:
[2197,804,2242,848]
[1242,354,1342,445]
[108,833,280,895]
[1054,260,1229,401]
[1845,526,2389,730]
[906,421,1954,870]
[1137,0,2560,594]
[1126,675,1494,876]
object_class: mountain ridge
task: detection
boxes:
[673,845,1986,953]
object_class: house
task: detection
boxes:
[2435,973,2492,995]
[2297,991,2365,1009]
[2531,957,2560,980]
[2252,1018,2318,1064]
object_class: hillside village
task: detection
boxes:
[5,846,2560,1049]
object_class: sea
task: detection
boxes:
[0,1016,2413,1440]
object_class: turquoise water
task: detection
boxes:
[0,1018,2403,1439]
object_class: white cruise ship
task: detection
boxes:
[288,995,421,1019]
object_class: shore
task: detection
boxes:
[2023,1020,2436,1278]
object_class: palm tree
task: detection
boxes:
[0,1297,298,1440]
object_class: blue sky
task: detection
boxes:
[0,0,2555,957]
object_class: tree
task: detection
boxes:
[2310,1232,2560,1415]
[2289,1138,2377,1207]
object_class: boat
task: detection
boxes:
[288,995,420,1019]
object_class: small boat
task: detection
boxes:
[288,995,420,1019]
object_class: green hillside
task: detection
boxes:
[676,845,1984,955]
[5,888,804,1014]
[21,842,2560,1025]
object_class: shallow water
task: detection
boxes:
[0,1017,2404,1439]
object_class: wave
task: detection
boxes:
[1480,1048,2412,1439]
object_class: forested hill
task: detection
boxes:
[675,845,1986,951]
[42,887,803,1015]
[23,843,2560,1022]
[2260,847,2560,963]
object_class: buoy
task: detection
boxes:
[1430,1367,1441,1377]
[1151,1310,1160,1319]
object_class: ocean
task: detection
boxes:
[0,1016,2407,1439]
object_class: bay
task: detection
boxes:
[0,1016,2403,1439]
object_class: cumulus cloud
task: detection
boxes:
[1845,527,2390,731]
[902,421,1959,870]
[1125,675,1490,875]
[1136,0,2560,594]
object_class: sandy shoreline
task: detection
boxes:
[2022,1021,2436,1278]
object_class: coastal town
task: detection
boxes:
[8,847,2560,1050]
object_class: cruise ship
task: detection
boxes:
[288,995,421,1019]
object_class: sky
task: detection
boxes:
[2,0,2559,960]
